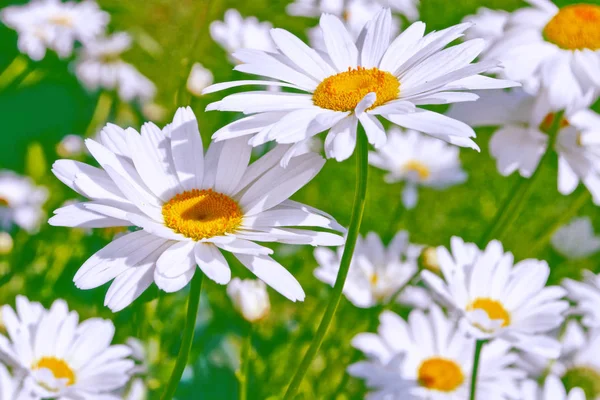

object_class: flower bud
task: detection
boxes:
[227,278,270,322]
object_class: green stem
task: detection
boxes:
[0,55,29,92]
[284,130,370,399]
[479,111,565,246]
[383,270,420,309]
[161,272,204,400]
[469,339,486,400]
[238,325,253,400]
[84,91,114,137]
[385,198,405,238]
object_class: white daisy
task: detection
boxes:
[0,296,134,399]
[287,0,420,22]
[0,363,34,400]
[422,236,569,357]
[483,0,600,109]
[227,278,270,322]
[186,62,214,97]
[447,88,600,204]
[563,271,600,328]
[314,231,428,308]
[348,305,524,399]
[551,217,600,260]
[50,107,344,311]
[57,134,85,158]
[462,7,509,52]
[210,9,274,63]
[0,170,48,234]
[0,0,109,61]
[203,9,517,163]
[368,127,467,209]
[75,32,156,103]
[521,375,585,400]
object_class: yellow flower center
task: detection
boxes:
[540,112,570,134]
[543,4,600,50]
[0,197,8,207]
[403,160,430,180]
[32,357,76,386]
[162,189,243,241]
[312,67,400,112]
[467,298,511,327]
[418,357,465,392]
[48,14,74,27]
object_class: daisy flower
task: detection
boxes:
[462,7,509,52]
[447,88,600,204]
[1,0,109,61]
[287,0,420,23]
[563,271,600,328]
[203,9,517,163]
[483,0,600,109]
[50,107,344,311]
[421,237,569,357]
[0,171,48,234]
[210,9,275,63]
[521,375,585,400]
[75,33,156,103]
[0,296,134,399]
[348,305,524,399]
[368,127,467,209]
[0,363,33,400]
[187,63,214,97]
[551,217,600,260]
[57,134,85,158]
[227,278,270,322]
[314,231,429,308]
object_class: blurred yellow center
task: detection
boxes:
[312,67,399,112]
[540,112,570,133]
[418,357,464,392]
[0,197,8,207]
[162,189,243,241]
[48,15,73,27]
[543,4,600,50]
[32,357,75,386]
[403,160,430,179]
[467,298,511,327]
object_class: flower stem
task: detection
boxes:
[0,54,29,92]
[284,130,370,399]
[238,324,253,400]
[479,111,565,246]
[84,91,114,137]
[385,198,405,238]
[161,272,204,400]
[469,339,486,400]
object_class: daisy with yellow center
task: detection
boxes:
[368,127,467,209]
[203,8,517,163]
[422,237,569,358]
[0,170,48,233]
[484,0,600,110]
[50,107,345,312]
[349,305,524,399]
[0,296,134,398]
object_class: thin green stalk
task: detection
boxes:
[469,339,486,400]
[238,325,253,400]
[284,130,370,399]
[385,198,405,238]
[161,272,204,400]
[383,270,420,309]
[479,111,565,245]
[84,91,114,137]
[0,54,29,91]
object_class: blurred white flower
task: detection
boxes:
[369,128,467,209]
[447,89,600,205]
[482,0,600,109]
[121,378,147,400]
[462,7,509,51]
[314,231,426,308]
[0,363,34,400]
[50,107,344,311]
[210,9,274,63]
[563,271,600,328]
[0,170,48,233]
[551,217,600,260]
[205,10,518,164]
[349,305,524,399]
[422,236,569,358]
[75,32,156,103]
[227,278,270,322]
[287,0,419,22]
[0,295,134,399]
[521,375,585,400]
[0,232,13,255]
[186,63,214,97]
[56,134,85,158]
[0,0,109,61]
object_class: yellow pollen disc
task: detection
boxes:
[540,112,570,133]
[312,67,400,112]
[0,197,8,207]
[32,357,76,386]
[418,357,465,392]
[543,4,600,50]
[162,189,243,241]
[403,160,430,180]
[467,298,511,327]
[370,273,379,286]
[48,15,73,27]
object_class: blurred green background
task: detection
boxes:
[1,0,600,398]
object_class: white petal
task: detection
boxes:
[319,13,359,70]
[194,243,231,284]
[170,107,204,191]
